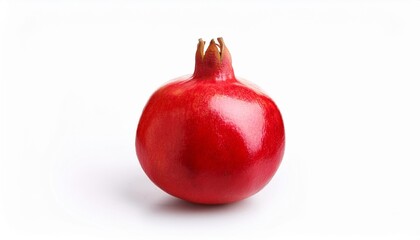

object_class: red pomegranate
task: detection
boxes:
[135,38,285,204]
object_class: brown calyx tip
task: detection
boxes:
[196,37,228,62]
[196,38,206,60]
[216,37,225,56]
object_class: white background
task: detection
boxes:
[1,0,420,239]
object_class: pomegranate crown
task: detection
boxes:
[193,37,235,80]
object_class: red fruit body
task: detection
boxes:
[136,38,285,204]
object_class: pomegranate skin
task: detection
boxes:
[135,38,285,204]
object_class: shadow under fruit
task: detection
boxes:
[135,38,285,204]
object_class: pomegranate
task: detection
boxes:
[135,38,285,204]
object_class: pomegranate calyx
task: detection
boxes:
[193,37,235,81]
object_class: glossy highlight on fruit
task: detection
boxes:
[135,38,285,204]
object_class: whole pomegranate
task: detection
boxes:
[135,38,285,204]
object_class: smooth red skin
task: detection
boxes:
[136,76,285,204]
